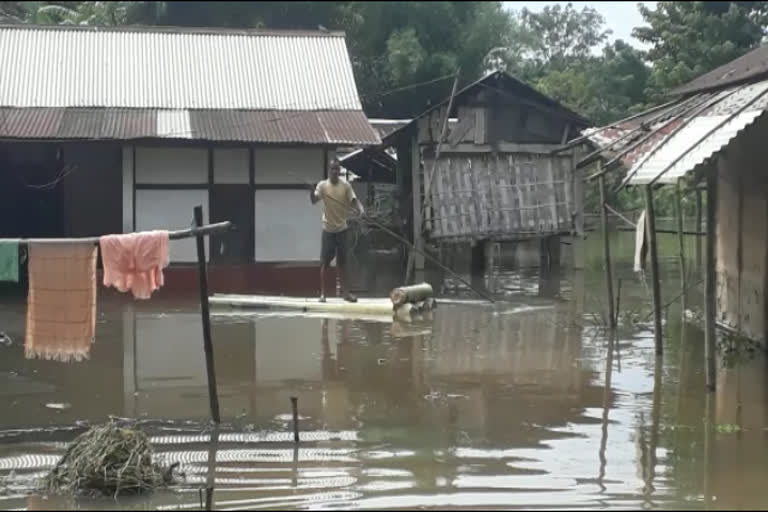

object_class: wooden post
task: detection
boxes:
[290,396,300,443]
[645,186,664,355]
[695,188,703,269]
[675,180,687,311]
[205,426,219,510]
[411,137,425,283]
[704,170,717,391]
[470,241,486,276]
[194,205,221,424]
[598,172,616,330]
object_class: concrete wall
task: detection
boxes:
[253,147,326,262]
[716,116,768,343]
[132,145,210,263]
[124,143,330,265]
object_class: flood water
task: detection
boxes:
[1,233,767,510]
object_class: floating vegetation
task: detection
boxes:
[43,421,178,498]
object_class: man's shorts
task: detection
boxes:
[321,229,348,266]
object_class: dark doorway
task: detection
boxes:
[0,143,65,238]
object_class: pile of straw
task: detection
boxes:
[43,422,177,497]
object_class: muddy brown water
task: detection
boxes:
[1,234,767,510]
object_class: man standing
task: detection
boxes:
[310,159,364,303]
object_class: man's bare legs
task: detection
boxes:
[319,263,356,302]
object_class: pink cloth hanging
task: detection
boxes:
[99,230,170,299]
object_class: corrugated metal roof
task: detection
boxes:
[0,107,379,145]
[378,71,590,148]
[583,79,768,185]
[672,45,768,96]
[0,25,362,111]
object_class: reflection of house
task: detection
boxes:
[585,46,768,344]
[0,25,379,295]
[371,71,589,279]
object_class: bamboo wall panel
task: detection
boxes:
[424,152,575,242]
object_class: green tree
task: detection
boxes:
[517,3,611,76]
[634,1,768,95]
[0,1,25,22]
[22,1,158,25]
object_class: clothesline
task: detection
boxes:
[0,221,233,245]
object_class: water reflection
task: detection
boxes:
[1,235,768,510]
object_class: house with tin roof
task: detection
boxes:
[0,24,380,294]
[584,43,768,350]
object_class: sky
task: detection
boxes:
[503,2,657,50]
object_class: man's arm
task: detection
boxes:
[310,181,322,205]
[348,184,364,215]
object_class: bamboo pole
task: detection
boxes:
[598,170,616,330]
[675,180,687,311]
[194,206,221,424]
[0,221,233,245]
[645,186,664,355]
[551,97,686,154]
[704,170,717,391]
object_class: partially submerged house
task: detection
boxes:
[584,44,768,347]
[373,71,590,279]
[0,24,379,293]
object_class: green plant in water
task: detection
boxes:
[717,331,762,369]
[715,423,743,434]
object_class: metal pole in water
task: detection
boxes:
[195,205,221,424]
[291,396,300,443]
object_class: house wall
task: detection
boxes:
[123,143,330,265]
[133,145,210,263]
[715,116,768,343]
[0,141,122,240]
[413,86,579,243]
[252,147,326,262]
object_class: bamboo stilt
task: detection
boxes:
[645,186,663,355]
[598,171,616,330]
[675,180,687,311]
[704,170,718,391]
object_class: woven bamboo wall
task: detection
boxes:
[424,152,575,242]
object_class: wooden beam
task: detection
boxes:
[598,171,616,330]
[435,142,566,154]
[616,227,706,236]
[704,168,717,391]
[645,185,663,355]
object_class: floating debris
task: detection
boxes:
[43,421,177,497]
[45,403,71,411]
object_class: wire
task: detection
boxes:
[17,163,79,190]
